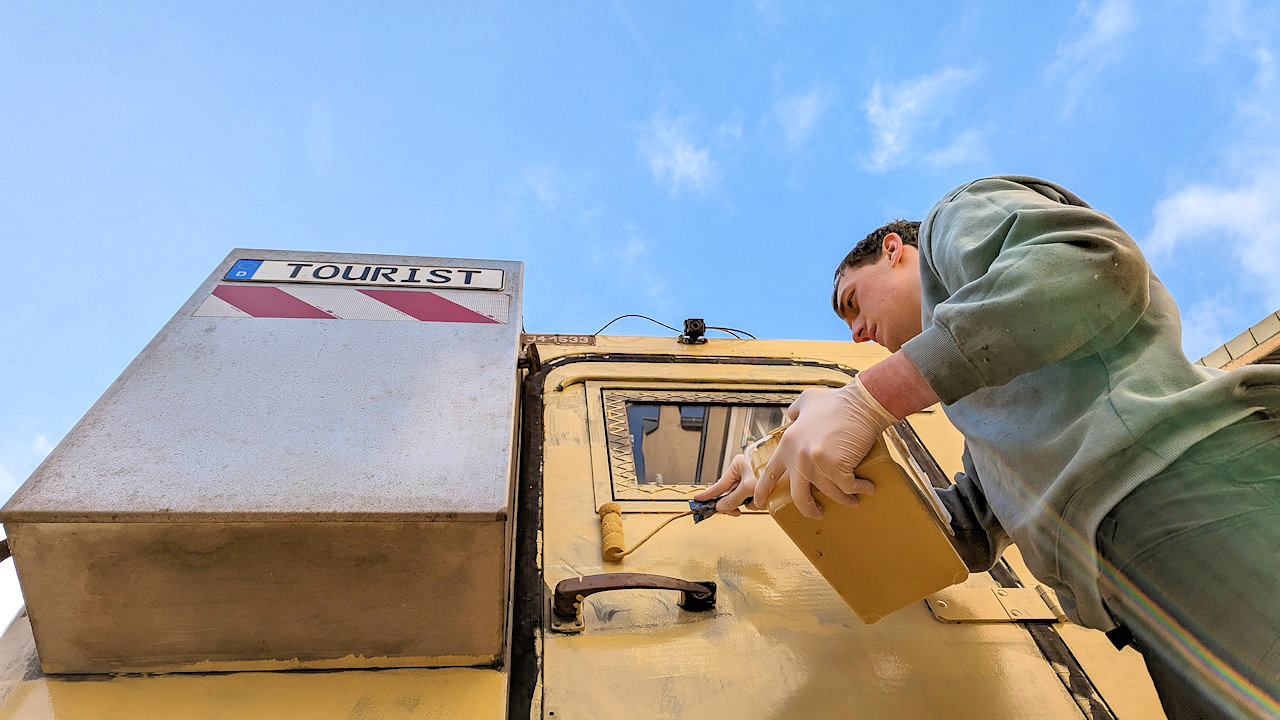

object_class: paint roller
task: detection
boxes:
[597,502,697,562]
[595,422,782,562]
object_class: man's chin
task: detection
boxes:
[885,328,924,353]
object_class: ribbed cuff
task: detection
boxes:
[901,324,984,405]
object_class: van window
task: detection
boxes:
[595,386,797,502]
[625,403,786,485]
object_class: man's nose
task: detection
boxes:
[849,319,870,343]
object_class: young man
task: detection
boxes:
[695,176,1280,719]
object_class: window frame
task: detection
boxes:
[586,381,814,512]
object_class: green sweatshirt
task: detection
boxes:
[900,176,1280,629]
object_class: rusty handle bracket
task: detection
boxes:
[549,572,717,633]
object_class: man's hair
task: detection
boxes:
[830,219,921,316]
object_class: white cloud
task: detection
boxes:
[1147,168,1280,312]
[1148,181,1270,256]
[638,112,718,196]
[1180,294,1239,362]
[862,67,980,172]
[523,166,561,210]
[773,88,833,149]
[1144,11,1280,355]
[1046,0,1136,114]
[925,128,985,168]
[717,113,744,143]
[754,0,784,28]
[1203,0,1259,53]
[613,226,667,308]
[618,235,648,267]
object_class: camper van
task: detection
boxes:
[0,250,1165,718]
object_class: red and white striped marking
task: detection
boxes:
[194,285,508,324]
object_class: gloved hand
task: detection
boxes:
[692,453,757,516]
[754,376,896,519]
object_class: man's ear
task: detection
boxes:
[882,232,903,265]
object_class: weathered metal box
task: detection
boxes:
[0,250,522,674]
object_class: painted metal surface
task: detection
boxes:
[927,586,1062,623]
[534,336,1164,719]
[0,331,1166,718]
[0,249,523,673]
[222,258,505,290]
[0,614,506,719]
[6,521,506,674]
[197,285,509,323]
[752,429,968,624]
[3,249,522,520]
[1001,547,1166,720]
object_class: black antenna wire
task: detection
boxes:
[707,326,756,339]
[593,314,682,336]
[593,314,757,340]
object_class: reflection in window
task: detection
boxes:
[626,403,786,485]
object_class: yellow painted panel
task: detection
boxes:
[1001,547,1165,720]
[541,515,1081,718]
[531,335,891,366]
[538,353,1087,719]
[757,433,969,623]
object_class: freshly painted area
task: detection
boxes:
[760,436,969,624]
[535,335,1162,718]
[0,333,1165,717]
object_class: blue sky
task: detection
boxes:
[1,1,1279,613]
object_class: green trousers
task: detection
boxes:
[1097,412,1280,720]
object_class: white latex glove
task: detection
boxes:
[754,376,897,519]
[691,453,757,516]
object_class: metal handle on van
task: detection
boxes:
[549,573,716,633]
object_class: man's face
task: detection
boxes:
[833,235,923,352]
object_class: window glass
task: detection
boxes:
[625,402,786,485]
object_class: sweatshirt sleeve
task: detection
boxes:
[901,177,1151,405]
[937,446,1011,572]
